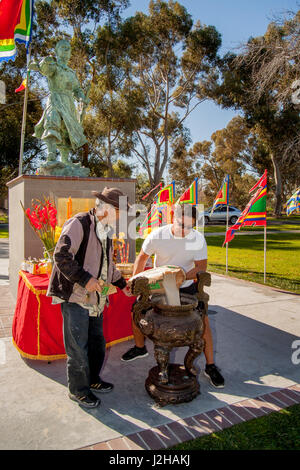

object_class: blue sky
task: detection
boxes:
[122,0,299,146]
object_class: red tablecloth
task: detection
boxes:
[12,271,135,361]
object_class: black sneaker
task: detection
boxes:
[68,391,101,408]
[121,345,148,362]
[204,364,225,388]
[90,380,114,393]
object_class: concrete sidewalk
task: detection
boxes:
[0,238,299,450]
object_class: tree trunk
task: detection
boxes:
[107,128,114,177]
[270,153,282,217]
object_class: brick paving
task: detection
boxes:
[79,386,300,450]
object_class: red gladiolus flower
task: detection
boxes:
[22,197,58,260]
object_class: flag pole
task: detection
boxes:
[18,44,32,176]
[264,224,267,283]
[226,204,229,274]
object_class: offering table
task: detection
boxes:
[12,270,136,361]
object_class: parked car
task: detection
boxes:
[203,206,242,225]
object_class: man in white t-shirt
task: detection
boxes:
[121,205,225,388]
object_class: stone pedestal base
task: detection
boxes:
[145,364,200,407]
[38,161,89,177]
[7,174,136,298]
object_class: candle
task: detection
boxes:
[67,196,72,219]
[118,244,124,263]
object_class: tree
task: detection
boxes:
[206,10,300,215]
[168,132,196,193]
[83,21,145,176]
[135,173,151,205]
[0,48,45,197]
[0,0,131,189]
[119,0,222,187]
[191,116,258,208]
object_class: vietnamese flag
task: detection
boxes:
[177,178,198,205]
[223,171,267,245]
[155,181,175,206]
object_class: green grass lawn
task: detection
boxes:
[207,232,300,294]
[0,215,8,223]
[0,226,8,238]
[171,404,300,450]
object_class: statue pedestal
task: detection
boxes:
[38,161,90,177]
[7,174,136,298]
[145,364,200,407]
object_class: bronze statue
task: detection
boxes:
[29,39,90,176]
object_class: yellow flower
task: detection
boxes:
[54,226,62,243]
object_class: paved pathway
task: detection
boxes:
[0,239,14,338]
[0,236,299,450]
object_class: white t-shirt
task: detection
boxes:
[142,224,207,288]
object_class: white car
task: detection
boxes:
[203,206,242,225]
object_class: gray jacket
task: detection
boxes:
[47,210,126,304]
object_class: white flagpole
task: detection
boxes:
[226,204,229,274]
[264,224,267,283]
[18,44,32,176]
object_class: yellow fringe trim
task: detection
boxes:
[18,270,48,296]
[106,335,133,348]
[17,271,132,359]
[12,338,67,361]
[17,271,58,360]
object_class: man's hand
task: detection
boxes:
[85,277,104,293]
[185,259,208,280]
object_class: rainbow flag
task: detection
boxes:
[154,181,175,206]
[285,187,300,216]
[211,175,229,214]
[138,205,167,237]
[0,0,34,63]
[177,178,198,205]
[139,181,175,238]
[223,171,267,245]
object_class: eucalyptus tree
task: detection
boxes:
[206,10,300,215]
[119,0,222,187]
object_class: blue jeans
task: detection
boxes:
[61,302,106,396]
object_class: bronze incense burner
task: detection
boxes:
[131,272,211,406]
